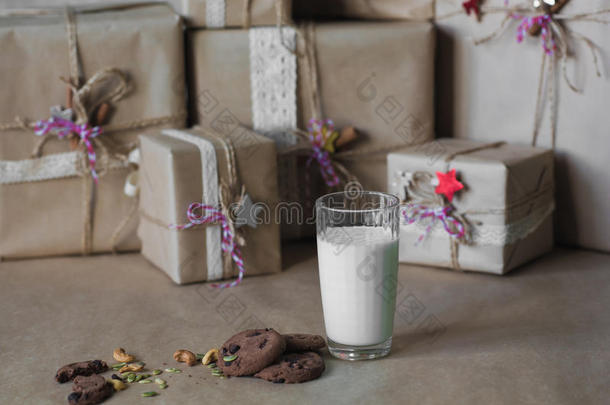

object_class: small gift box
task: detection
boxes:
[138,127,281,285]
[188,21,435,238]
[388,139,554,274]
[0,3,186,260]
[182,0,292,28]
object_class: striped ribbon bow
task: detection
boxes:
[34,116,102,183]
[402,204,466,244]
[171,203,245,289]
[306,118,340,187]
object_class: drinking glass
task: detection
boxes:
[315,191,400,360]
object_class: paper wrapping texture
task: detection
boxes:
[182,0,291,27]
[138,127,281,285]
[435,0,610,252]
[188,21,435,238]
[293,0,434,20]
[0,4,186,259]
[388,139,555,274]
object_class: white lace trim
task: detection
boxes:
[162,129,223,281]
[0,151,127,185]
[249,27,297,133]
[402,202,555,246]
[206,0,226,28]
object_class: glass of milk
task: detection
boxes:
[316,191,400,360]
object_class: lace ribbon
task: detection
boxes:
[206,0,226,28]
[249,26,297,132]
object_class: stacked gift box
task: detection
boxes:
[0,0,608,284]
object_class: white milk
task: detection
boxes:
[317,226,399,346]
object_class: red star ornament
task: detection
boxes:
[435,169,464,202]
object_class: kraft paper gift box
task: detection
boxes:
[188,21,435,238]
[388,139,555,275]
[293,0,434,21]
[182,0,291,28]
[435,0,610,252]
[0,4,186,260]
[138,127,281,285]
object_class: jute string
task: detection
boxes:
[205,131,248,279]
[0,5,187,254]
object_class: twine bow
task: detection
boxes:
[399,170,470,244]
[33,68,129,184]
[171,203,245,288]
[34,118,102,182]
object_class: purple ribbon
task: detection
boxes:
[34,117,102,183]
[306,118,340,187]
[171,203,245,289]
[402,204,466,244]
[514,14,556,55]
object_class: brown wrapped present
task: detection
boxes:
[182,0,291,28]
[0,4,187,260]
[435,0,610,251]
[293,0,434,21]
[138,127,281,285]
[188,21,435,238]
[388,139,555,274]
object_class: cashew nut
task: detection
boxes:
[201,348,219,365]
[173,349,197,366]
[113,348,135,363]
[118,362,145,373]
[107,378,127,391]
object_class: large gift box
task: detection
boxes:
[435,0,610,252]
[188,21,435,238]
[388,139,554,274]
[294,0,434,21]
[0,4,186,260]
[182,0,291,28]
[138,127,281,285]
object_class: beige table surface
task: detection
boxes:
[1,243,609,405]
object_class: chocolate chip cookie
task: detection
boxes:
[67,375,113,405]
[216,328,286,376]
[254,352,325,384]
[283,334,326,352]
[55,360,108,383]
